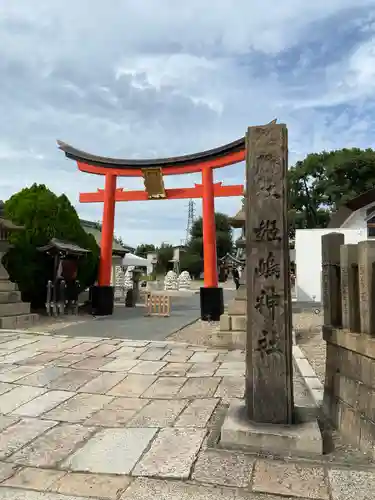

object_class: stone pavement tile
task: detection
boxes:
[215,362,245,377]
[51,354,89,367]
[0,385,46,413]
[178,377,221,398]
[43,393,113,423]
[142,377,187,398]
[0,462,18,483]
[189,352,219,363]
[109,374,157,397]
[129,360,167,375]
[0,382,13,396]
[3,467,66,491]
[50,471,132,500]
[139,346,169,361]
[11,390,75,417]
[174,398,219,428]
[0,487,91,499]
[214,377,245,401]
[64,342,100,354]
[84,408,137,427]
[133,427,206,479]
[1,349,37,364]
[252,460,330,499]
[0,338,38,350]
[163,349,194,363]
[186,345,208,351]
[0,418,57,459]
[187,362,220,377]
[98,358,140,372]
[127,399,187,427]
[47,369,99,391]
[9,423,94,467]
[18,367,70,388]
[62,427,157,474]
[0,365,44,383]
[0,364,12,374]
[108,397,149,411]
[158,362,192,377]
[77,372,126,394]
[119,340,150,348]
[19,352,64,366]
[115,346,148,358]
[85,343,120,357]
[328,468,375,500]
[192,449,255,487]
[0,415,20,433]
[216,351,245,363]
[120,477,259,500]
[72,356,112,370]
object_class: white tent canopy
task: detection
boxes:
[122,252,148,268]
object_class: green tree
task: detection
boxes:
[179,251,202,278]
[3,184,99,308]
[188,212,233,259]
[135,243,156,258]
[155,242,174,274]
[287,148,375,239]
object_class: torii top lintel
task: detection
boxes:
[57,138,246,177]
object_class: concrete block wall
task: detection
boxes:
[323,326,375,458]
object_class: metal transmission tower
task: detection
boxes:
[184,199,196,245]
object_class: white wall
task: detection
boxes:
[340,207,367,230]
[295,228,367,303]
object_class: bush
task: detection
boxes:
[3,184,99,308]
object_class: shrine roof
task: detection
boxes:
[57,137,245,175]
[328,187,375,228]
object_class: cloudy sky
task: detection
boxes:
[2,1,375,247]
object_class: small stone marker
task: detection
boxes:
[245,123,293,425]
[357,240,375,335]
[321,233,344,327]
[340,244,360,331]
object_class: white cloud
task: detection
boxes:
[1,0,375,246]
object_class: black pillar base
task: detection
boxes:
[91,285,114,316]
[200,287,224,321]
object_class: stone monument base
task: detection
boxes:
[220,400,322,458]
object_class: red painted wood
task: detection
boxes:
[80,183,243,203]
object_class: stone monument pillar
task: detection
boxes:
[220,123,322,456]
[245,123,293,424]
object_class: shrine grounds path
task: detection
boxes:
[0,329,373,499]
[25,289,237,341]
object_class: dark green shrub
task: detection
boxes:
[3,183,99,308]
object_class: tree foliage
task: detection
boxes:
[188,212,233,259]
[155,242,174,273]
[288,148,375,238]
[3,184,99,308]
[135,243,156,258]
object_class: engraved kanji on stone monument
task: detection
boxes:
[245,123,293,425]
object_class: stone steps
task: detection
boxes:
[0,301,31,317]
[0,290,21,303]
[0,313,39,329]
[0,280,18,292]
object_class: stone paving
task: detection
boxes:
[0,330,373,499]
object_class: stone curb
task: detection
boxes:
[292,345,324,406]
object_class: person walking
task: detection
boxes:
[232,266,240,290]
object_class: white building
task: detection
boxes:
[295,189,375,303]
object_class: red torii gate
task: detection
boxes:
[57,138,245,319]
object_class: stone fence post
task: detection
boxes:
[321,233,344,328]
